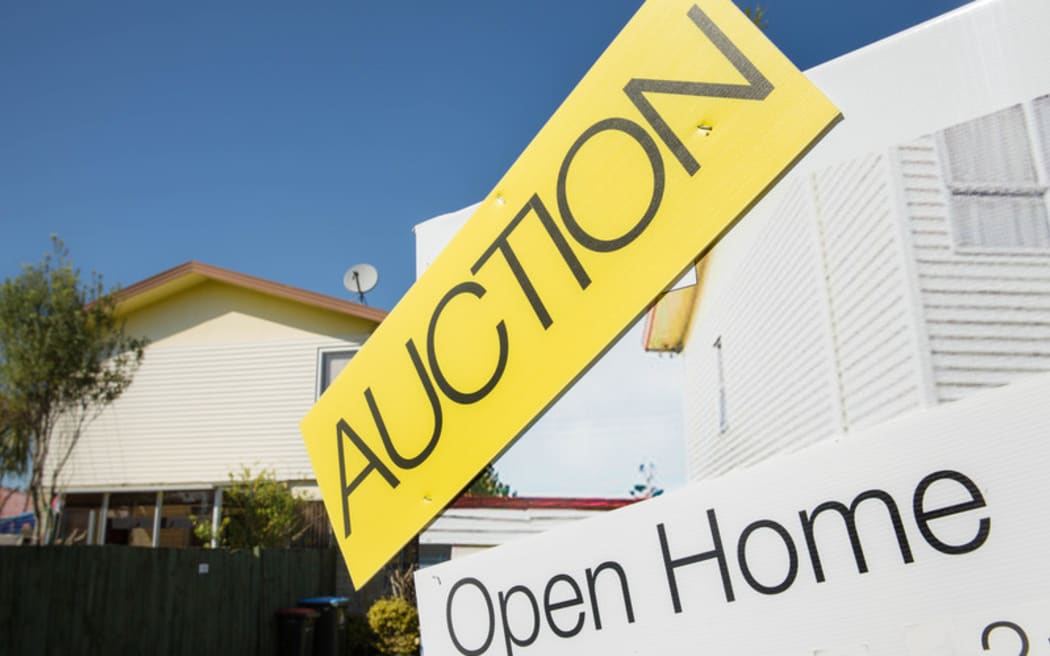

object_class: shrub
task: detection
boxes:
[345,614,380,656]
[193,467,307,548]
[366,596,419,656]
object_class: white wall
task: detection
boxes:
[814,152,929,428]
[895,108,1050,403]
[685,177,844,481]
[682,0,1050,482]
[413,203,481,279]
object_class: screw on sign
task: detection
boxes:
[300,0,840,590]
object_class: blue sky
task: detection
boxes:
[1,0,971,310]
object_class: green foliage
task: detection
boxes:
[629,462,664,499]
[744,4,769,30]
[194,467,307,548]
[366,596,419,656]
[0,237,146,543]
[465,464,513,497]
[345,614,381,656]
[0,397,18,480]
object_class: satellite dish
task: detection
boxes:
[343,264,378,304]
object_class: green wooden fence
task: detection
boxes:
[0,545,337,656]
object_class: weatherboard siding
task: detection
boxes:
[812,152,926,429]
[51,283,372,490]
[57,336,362,490]
[684,150,933,482]
[684,180,842,482]
[896,133,1050,402]
[684,128,1050,483]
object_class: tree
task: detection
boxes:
[0,237,146,544]
[0,396,20,481]
[629,462,664,500]
[744,4,769,31]
[465,464,513,497]
[195,467,308,548]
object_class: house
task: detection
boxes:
[0,488,31,545]
[0,488,27,518]
[642,0,1050,481]
[49,261,385,547]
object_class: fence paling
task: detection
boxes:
[0,545,337,656]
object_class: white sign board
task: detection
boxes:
[416,373,1050,655]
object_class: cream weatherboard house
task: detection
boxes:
[49,261,385,547]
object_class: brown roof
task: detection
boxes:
[450,496,637,511]
[114,261,388,323]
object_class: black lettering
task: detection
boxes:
[982,621,1029,655]
[799,489,914,582]
[499,585,540,656]
[472,194,592,329]
[914,470,990,555]
[447,577,495,656]
[658,509,735,613]
[543,574,585,638]
[623,4,773,176]
[336,419,399,540]
[585,561,635,630]
[427,281,509,404]
[557,117,665,252]
[736,519,798,595]
[365,339,442,469]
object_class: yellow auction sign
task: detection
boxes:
[302,0,840,588]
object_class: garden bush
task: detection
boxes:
[366,596,419,656]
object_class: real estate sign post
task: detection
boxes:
[300,0,840,589]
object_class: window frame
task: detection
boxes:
[316,346,360,399]
[937,100,1050,255]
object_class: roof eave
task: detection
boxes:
[113,261,388,324]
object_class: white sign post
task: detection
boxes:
[416,373,1050,656]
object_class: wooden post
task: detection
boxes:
[210,488,223,549]
[151,491,163,548]
[86,510,97,546]
[98,492,110,545]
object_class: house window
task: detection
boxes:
[318,349,357,396]
[1036,95,1050,173]
[941,102,1050,249]
[714,336,728,434]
